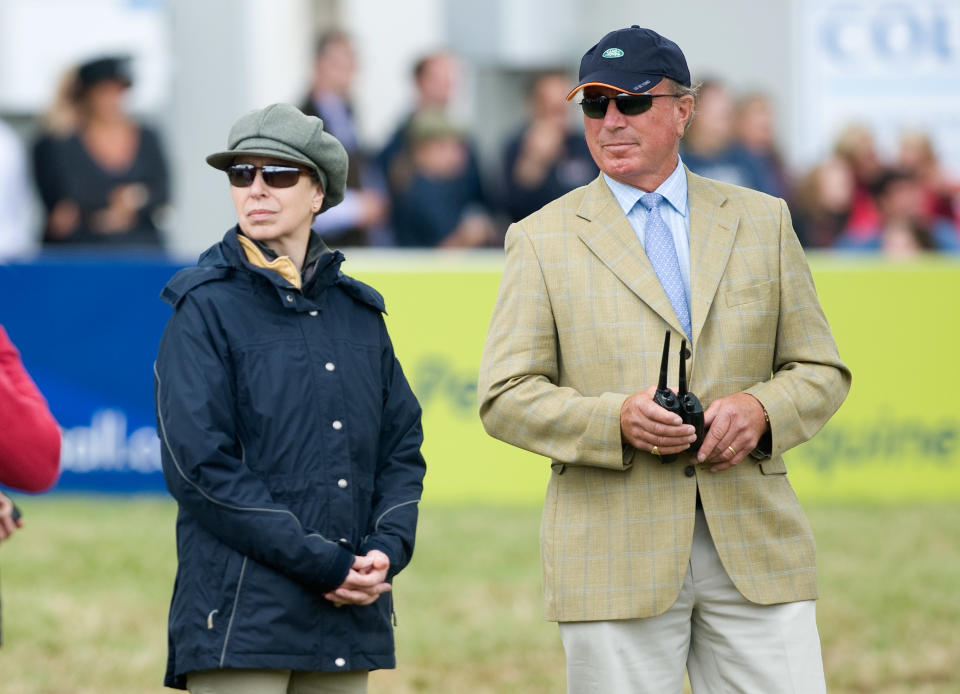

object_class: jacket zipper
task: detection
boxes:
[219,557,248,666]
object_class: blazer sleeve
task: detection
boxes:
[478,223,632,470]
[154,296,353,592]
[744,199,852,459]
[359,317,426,579]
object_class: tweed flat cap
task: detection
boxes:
[206,103,347,212]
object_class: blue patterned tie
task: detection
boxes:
[639,193,692,339]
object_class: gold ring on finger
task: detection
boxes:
[651,445,660,456]
[728,446,737,456]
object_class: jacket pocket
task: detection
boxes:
[759,457,787,475]
[725,279,775,307]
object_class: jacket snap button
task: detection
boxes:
[285,294,293,302]
[332,420,343,430]
[309,310,318,316]
[325,362,335,371]
[334,657,346,667]
[684,465,696,477]
[338,479,348,489]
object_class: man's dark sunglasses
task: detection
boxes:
[579,93,678,119]
[226,164,308,189]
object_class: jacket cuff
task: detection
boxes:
[742,389,772,460]
[359,536,400,579]
[317,545,355,593]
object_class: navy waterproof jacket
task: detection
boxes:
[154,229,425,689]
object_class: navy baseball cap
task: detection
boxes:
[567,26,690,100]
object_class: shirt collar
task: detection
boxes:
[602,157,688,218]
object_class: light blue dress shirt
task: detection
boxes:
[602,158,690,299]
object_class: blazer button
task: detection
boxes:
[338,478,348,489]
[684,465,696,477]
[309,310,318,316]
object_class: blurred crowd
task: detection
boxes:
[1,31,959,258]
[678,78,960,256]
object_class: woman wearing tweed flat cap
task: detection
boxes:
[154,103,425,693]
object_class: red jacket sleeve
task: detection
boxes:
[0,325,61,491]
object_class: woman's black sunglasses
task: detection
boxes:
[226,164,308,189]
[579,93,678,119]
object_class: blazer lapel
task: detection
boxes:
[576,177,686,336]
[686,171,739,346]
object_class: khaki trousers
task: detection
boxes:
[559,509,826,694]
[187,668,368,694]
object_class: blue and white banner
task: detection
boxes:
[1,255,183,492]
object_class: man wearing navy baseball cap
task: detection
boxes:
[479,26,849,694]
[566,25,691,98]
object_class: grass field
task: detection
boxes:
[1,498,958,693]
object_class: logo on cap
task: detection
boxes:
[601,48,624,59]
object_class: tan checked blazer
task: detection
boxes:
[478,171,851,622]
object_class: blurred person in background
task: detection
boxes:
[388,110,496,247]
[680,78,764,191]
[479,25,849,694]
[0,119,34,260]
[897,130,960,237]
[31,65,81,238]
[832,123,883,239]
[378,50,488,236]
[731,91,790,200]
[834,168,960,256]
[792,155,855,248]
[0,323,61,647]
[300,30,390,247]
[0,323,61,530]
[502,70,598,222]
[154,103,425,692]
[378,50,460,176]
[32,56,170,249]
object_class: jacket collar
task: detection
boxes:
[207,227,345,297]
[236,234,304,289]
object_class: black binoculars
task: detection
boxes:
[652,330,704,463]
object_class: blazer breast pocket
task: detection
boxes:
[725,279,776,307]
